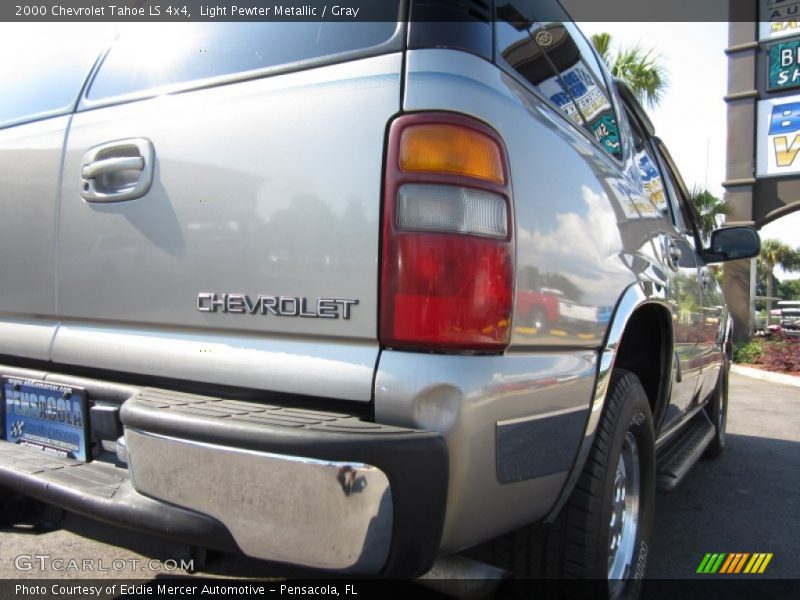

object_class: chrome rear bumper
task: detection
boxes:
[125,429,393,573]
[0,367,448,577]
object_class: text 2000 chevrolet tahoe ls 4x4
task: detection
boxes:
[0,2,759,596]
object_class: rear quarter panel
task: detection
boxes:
[397,48,670,551]
[403,49,659,350]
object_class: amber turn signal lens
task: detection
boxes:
[399,124,505,184]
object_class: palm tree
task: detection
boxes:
[591,33,669,109]
[759,239,800,326]
[688,186,729,243]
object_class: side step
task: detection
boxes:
[417,556,510,599]
[656,411,715,491]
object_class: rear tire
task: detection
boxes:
[0,490,64,531]
[703,358,729,459]
[483,369,655,599]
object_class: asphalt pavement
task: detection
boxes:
[0,372,797,583]
[647,372,799,579]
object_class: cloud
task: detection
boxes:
[518,185,634,303]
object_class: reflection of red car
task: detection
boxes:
[516,287,561,329]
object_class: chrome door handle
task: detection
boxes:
[79,138,154,203]
[669,243,682,264]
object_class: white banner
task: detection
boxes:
[757,95,800,177]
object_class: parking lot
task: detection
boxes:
[0,372,797,583]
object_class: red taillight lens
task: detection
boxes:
[380,114,514,352]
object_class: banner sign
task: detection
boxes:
[757,96,800,176]
[768,39,800,91]
[760,0,800,40]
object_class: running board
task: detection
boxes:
[656,411,714,492]
[417,556,510,599]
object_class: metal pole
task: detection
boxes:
[750,256,757,335]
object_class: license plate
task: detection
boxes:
[3,377,89,461]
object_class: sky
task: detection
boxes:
[579,22,800,280]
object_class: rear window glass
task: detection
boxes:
[0,24,108,127]
[88,22,401,100]
[495,2,622,160]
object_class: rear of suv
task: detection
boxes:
[0,2,759,596]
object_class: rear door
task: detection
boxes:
[54,22,403,400]
[651,141,707,429]
[620,100,705,431]
[656,142,726,403]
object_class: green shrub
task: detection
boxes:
[733,340,764,364]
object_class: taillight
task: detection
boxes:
[380,113,514,352]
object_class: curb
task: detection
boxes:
[731,364,800,388]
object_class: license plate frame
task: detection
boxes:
[2,377,89,461]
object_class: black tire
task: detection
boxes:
[482,369,656,599]
[0,489,64,531]
[703,358,729,459]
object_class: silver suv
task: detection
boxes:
[0,2,759,595]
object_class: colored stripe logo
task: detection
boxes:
[697,553,773,574]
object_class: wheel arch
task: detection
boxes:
[612,302,674,430]
[544,283,673,522]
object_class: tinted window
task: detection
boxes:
[625,108,670,217]
[655,150,697,240]
[655,142,704,244]
[0,24,106,128]
[561,22,621,159]
[88,22,400,100]
[496,13,583,130]
[495,3,622,160]
[636,147,670,216]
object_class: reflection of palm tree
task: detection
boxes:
[591,32,668,108]
[760,239,800,326]
[689,186,729,242]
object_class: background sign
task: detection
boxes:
[768,39,800,90]
[760,0,800,40]
[757,95,800,176]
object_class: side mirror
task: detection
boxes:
[703,226,761,263]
